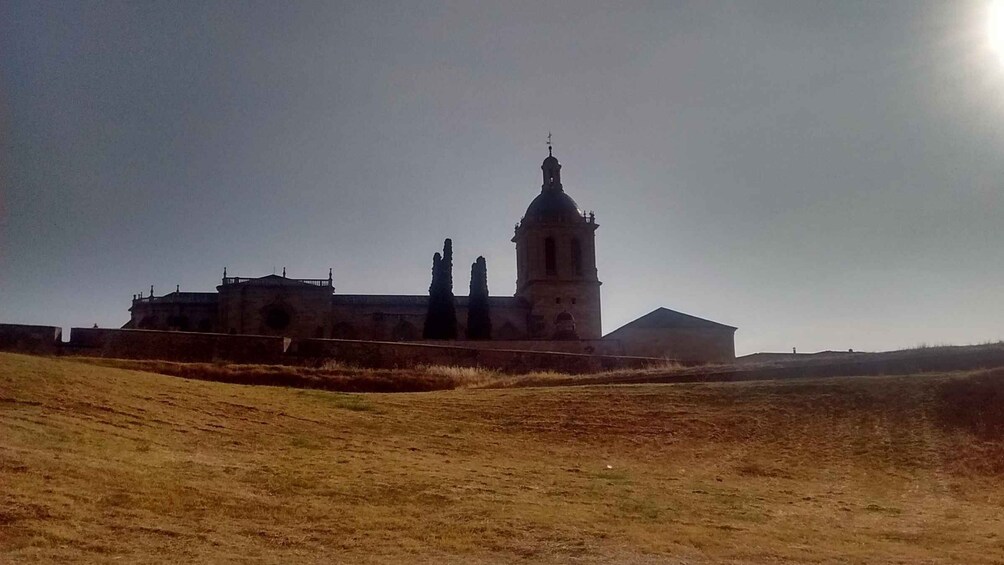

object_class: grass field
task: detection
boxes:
[2,352,1003,564]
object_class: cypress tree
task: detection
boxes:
[423,239,458,339]
[440,239,458,339]
[422,252,443,339]
[466,256,492,340]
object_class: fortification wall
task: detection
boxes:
[0,324,62,354]
[294,338,657,373]
[2,324,658,373]
[68,328,289,364]
[407,339,623,356]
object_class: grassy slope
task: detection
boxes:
[1,353,1003,564]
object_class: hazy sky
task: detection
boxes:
[2,1,1002,354]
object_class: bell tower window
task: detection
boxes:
[571,238,583,276]
[545,237,556,275]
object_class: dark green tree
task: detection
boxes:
[423,239,458,339]
[466,256,492,340]
[422,251,442,339]
[440,239,457,339]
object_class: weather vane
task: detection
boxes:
[547,131,553,156]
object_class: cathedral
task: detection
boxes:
[125,150,737,363]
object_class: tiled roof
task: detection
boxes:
[607,307,736,333]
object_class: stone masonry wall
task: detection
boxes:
[407,339,623,356]
[0,324,62,354]
[610,327,736,364]
[329,297,531,341]
[68,328,289,364]
[129,299,218,332]
[293,338,659,373]
[218,285,332,338]
[2,325,658,374]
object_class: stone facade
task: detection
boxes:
[125,151,605,344]
[69,327,289,363]
[293,338,653,373]
[512,149,602,339]
[130,291,217,332]
[57,327,660,373]
[217,275,334,338]
[0,323,62,354]
[329,295,531,341]
[121,150,738,364]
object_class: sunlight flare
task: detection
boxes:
[990,0,1004,60]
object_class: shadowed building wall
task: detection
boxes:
[512,149,602,339]
[127,286,534,341]
[329,295,530,341]
[603,308,737,364]
[217,274,334,338]
[129,292,218,332]
[121,150,736,364]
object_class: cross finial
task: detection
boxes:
[547,131,552,156]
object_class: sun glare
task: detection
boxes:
[991,0,1004,60]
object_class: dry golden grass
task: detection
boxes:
[2,352,1004,564]
[416,364,503,388]
[73,357,460,392]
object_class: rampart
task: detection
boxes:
[293,338,657,373]
[0,325,661,373]
[67,328,290,364]
[408,339,623,356]
[0,324,62,354]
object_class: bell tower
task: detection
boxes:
[512,147,601,339]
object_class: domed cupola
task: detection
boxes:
[542,148,561,189]
[521,148,584,223]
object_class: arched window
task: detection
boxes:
[545,237,556,275]
[571,238,583,275]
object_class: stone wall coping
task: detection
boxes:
[69,327,289,340]
[0,323,63,331]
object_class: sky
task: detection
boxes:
[1,0,1002,355]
